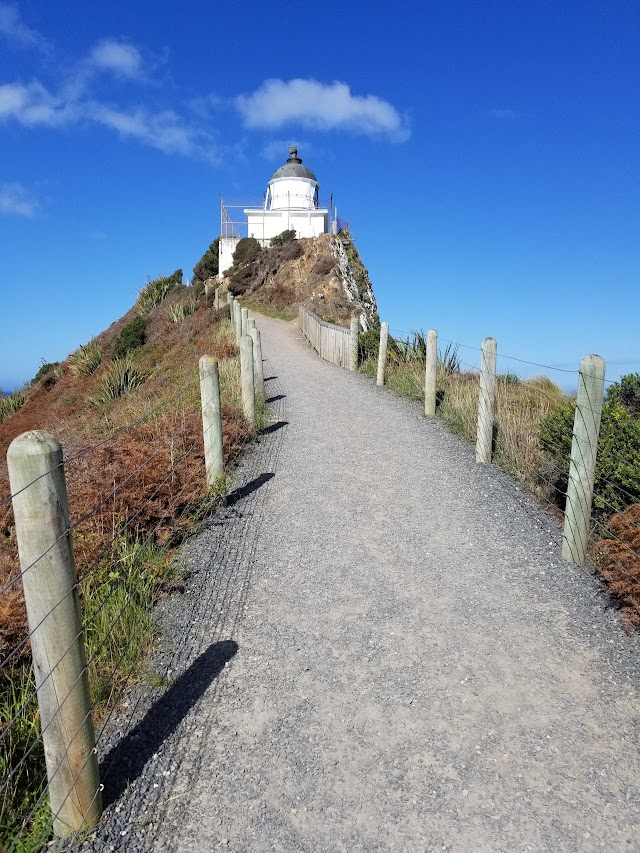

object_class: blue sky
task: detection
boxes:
[1,0,638,392]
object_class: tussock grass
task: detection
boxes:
[68,340,102,377]
[92,355,149,405]
[166,298,197,324]
[0,389,28,426]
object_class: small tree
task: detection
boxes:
[233,237,261,266]
[270,229,296,247]
[193,237,220,284]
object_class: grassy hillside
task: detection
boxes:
[0,277,258,848]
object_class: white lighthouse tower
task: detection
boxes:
[244,148,329,244]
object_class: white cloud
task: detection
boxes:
[0,183,39,217]
[236,79,410,142]
[0,3,51,52]
[89,39,143,79]
[261,139,311,161]
[0,81,72,126]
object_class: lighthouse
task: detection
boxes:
[218,148,330,277]
[244,148,329,244]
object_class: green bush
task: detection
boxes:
[0,388,28,425]
[359,328,381,362]
[32,362,60,384]
[193,237,220,284]
[540,380,640,515]
[606,372,640,417]
[270,229,296,247]
[232,237,261,266]
[113,316,146,359]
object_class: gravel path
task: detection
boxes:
[81,314,640,853]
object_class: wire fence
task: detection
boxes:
[0,296,265,850]
[303,318,640,631]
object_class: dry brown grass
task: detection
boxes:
[0,299,247,660]
[595,504,640,626]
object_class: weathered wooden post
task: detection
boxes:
[7,431,102,838]
[234,301,242,345]
[249,327,265,398]
[240,334,256,426]
[562,354,606,565]
[376,322,389,386]
[424,329,438,417]
[475,337,497,464]
[214,287,220,311]
[241,307,249,338]
[228,294,235,325]
[199,356,224,487]
[349,315,359,372]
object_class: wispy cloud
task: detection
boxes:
[0,81,73,126]
[0,182,39,217]
[89,39,144,80]
[0,3,51,52]
[236,79,410,142]
[488,108,518,120]
[261,139,312,161]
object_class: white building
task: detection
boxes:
[218,149,329,277]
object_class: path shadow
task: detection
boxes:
[100,639,238,807]
[266,394,286,403]
[226,472,275,507]
[263,375,278,382]
[261,420,288,435]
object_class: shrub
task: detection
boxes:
[606,372,640,417]
[232,237,261,265]
[193,237,220,283]
[136,270,182,316]
[228,265,256,296]
[92,355,148,404]
[359,328,381,362]
[113,316,146,359]
[270,229,296,247]
[540,393,640,515]
[277,240,303,261]
[313,255,336,276]
[32,362,60,384]
[68,340,102,376]
[596,503,640,626]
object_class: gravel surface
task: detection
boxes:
[77,314,640,852]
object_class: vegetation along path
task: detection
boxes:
[85,313,640,852]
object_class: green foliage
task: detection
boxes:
[232,237,261,266]
[540,385,640,514]
[136,270,182,316]
[32,361,60,384]
[358,328,381,362]
[438,342,461,375]
[113,316,146,359]
[606,372,640,417]
[193,237,220,283]
[92,354,148,404]
[498,372,521,385]
[0,388,28,425]
[269,229,296,247]
[68,340,102,376]
[167,298,197,324]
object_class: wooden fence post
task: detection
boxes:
[377,322,389,386]
[228,294,235,325]
[199,356,224,487]
[424,329,438,417]
[562,354,606,565]
[214,287,220,311]
[234,302,242,345]
[349,316,359,372]
[475,337,497,464]
[241,307,248,338]
[249,327,265,398]
[240,335,256,426]
[7,431,102,838]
